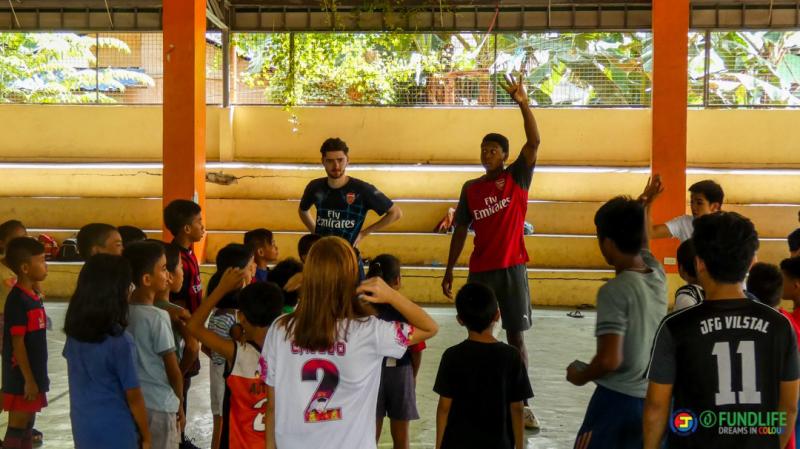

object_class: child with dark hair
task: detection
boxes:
[63,254,150,449]
[163,199,204,449]
[297,233,322,263]
[188,270,283,449]
[118,225,147,248]
[154,242,199,379]
[0,220,27,346]
[244,228,278,282]
[673,239,704,311]
[268,258,304,312]
[781,257,800,449]
[0,220,25,256]
[434,282,532,449]
[789,229,800,258]
[650,179,724,242]
[206,243,255,449]
[367,254,426,449]
[568,178,667,449]
[2,237,49,449]
[645,212,799,449]
[749,262,787,308]
[163,200,204,312]
[124,241,184,449]
[77,223,123,259]
[782,257,800,334]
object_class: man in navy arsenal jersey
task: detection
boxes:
[298,138,403,248]
[441,73,541,428]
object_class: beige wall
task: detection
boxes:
[0,105,221,161]
[2,105,794,302]
[232,107,652,165]
[688,109,800,168]
[2,105,798,168]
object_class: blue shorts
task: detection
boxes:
[574,385,644,449]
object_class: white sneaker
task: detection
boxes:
[523,406,540,431]
[492,317,503,339]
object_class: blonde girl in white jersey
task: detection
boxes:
[263,236,438,449]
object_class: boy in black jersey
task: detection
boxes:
[2,238,48,449]
[644,212,800,449]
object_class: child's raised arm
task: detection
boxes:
[356,276,438,346]
[185,267,247,364]
[175,323,199,377]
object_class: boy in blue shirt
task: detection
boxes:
[124,241,184,449]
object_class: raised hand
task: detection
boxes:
[218,267,247,295]
[356,276,399,304]
[638,175,664,206]
[500,72,529,106]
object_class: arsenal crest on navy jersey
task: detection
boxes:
[299,177,394,246]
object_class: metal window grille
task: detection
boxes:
[96,32,162,104]
[229,31,653,107]
[704,31,800,107]
[3,30,800,107]
[206,32,224,105]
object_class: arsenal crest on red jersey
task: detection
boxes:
[346,192,356,205]
[495,178,506,190]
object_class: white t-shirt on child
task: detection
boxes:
[263,316,413,449]
[673,284,705,311]
[666,215,694,242]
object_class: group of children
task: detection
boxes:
[564,175,800,449]
[0,199,444,449]
[0,171,798,449]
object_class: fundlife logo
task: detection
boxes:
[670,409,699,436]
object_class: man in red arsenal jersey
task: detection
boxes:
[442,73,541,429]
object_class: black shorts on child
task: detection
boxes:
[376,361,418,421]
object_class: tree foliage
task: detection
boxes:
[2,30,800,106]
[689,31,800,106]
[0,33,154,103]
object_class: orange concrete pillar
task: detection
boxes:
[651,0,689,272]
[162,0,207,259]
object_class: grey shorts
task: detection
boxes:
[376,362,419,421]
[147,408,179,449]
[467,263,532,332]
[210,361,226,416]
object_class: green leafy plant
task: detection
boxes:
[0,33,155,103]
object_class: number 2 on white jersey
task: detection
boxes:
[712,341,761,406]
[302,359,343,423]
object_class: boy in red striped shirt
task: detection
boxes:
[164,199,205,449]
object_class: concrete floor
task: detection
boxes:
[8,304,598,449]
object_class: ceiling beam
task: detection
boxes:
[1,0,799,30]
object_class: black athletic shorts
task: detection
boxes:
[467,263,532,332]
